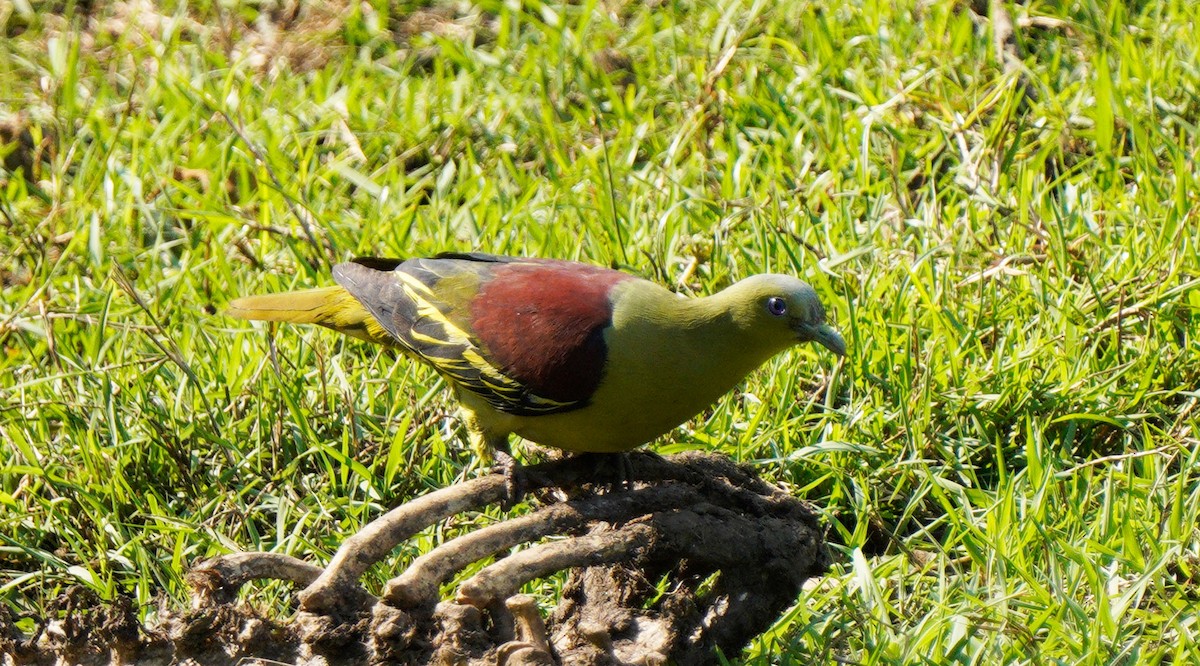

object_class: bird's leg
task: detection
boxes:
[491,439,526,508]
[462,410,526,508]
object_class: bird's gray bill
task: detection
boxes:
[811,324,846,356]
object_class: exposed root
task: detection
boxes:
[188,552,329,606]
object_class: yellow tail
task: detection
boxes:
[227,287,393,346]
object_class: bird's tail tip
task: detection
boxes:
[224,287,345,324]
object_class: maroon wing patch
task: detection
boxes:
[469,261,633,406]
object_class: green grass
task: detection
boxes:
[3,0,1200,662]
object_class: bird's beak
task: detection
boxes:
[799,323,846,356]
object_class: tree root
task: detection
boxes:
[4,452,828,665]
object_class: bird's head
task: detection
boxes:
[723,274,847,357]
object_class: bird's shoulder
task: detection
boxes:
[332,255,640,416]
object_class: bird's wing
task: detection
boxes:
[332,255,633,416]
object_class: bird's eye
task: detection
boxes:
[766,296,788,317]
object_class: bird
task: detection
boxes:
[227,252,846,490]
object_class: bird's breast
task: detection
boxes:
[502,301,776,452]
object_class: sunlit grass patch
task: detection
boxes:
[3,0,1199,662]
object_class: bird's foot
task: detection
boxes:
[492,448,527,509]
[615,451,634,491]
[572,452,635,493]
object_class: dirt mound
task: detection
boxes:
[4,453,828,665]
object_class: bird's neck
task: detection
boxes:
[651,287,787,381]
[600,282,794,434]
[671,290,744,333]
